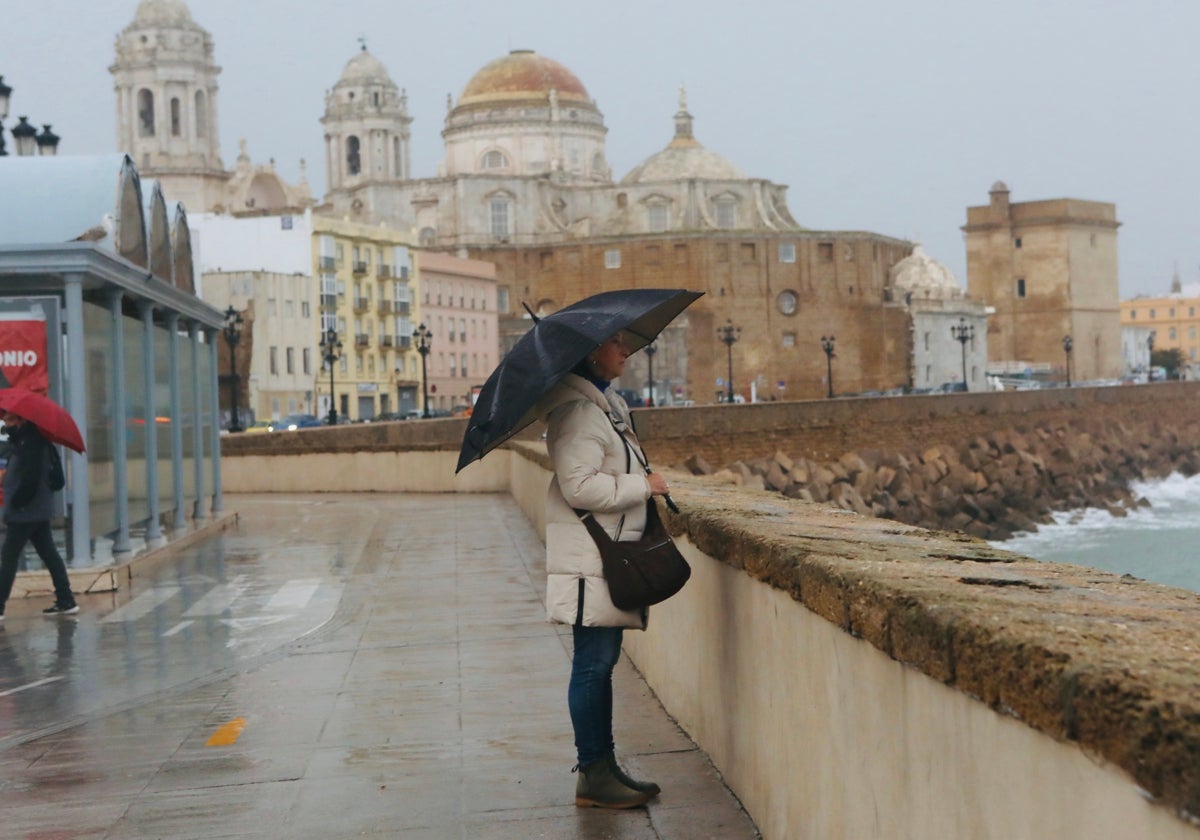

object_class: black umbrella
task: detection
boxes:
[456,288,703,475]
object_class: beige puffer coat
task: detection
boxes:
[540,374,651,629]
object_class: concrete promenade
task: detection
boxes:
[0,493,759,839]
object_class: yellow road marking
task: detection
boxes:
[205,717,247,747]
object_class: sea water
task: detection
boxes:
[998,472,1200,594]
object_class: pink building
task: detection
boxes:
[417,252,499,414]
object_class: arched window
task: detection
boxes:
[138,89,155,137]
[347,136,361,176]
[170,98,181,136]
[482,150,508,170]
[419,227,436,247]
[592,153,605,176]
[647,204,669,233]
[715,198,736,229]
[194,91,207,139]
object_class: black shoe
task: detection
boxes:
[43,602,79,616]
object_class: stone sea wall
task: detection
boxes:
[681,418,1200,540]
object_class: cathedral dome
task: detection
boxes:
[621,91,744,184]
[337,47,396,88]
[457,50,592,109]
[889,245,963,300]
[132,0,195,25]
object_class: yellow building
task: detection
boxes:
[312,216,420,420]
[1120,291,1200,364]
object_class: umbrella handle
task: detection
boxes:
[644,467,680,513]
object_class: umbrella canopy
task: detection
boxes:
[0,388,86,453]
[457,288,702,473]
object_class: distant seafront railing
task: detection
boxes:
[221,388,1200,839]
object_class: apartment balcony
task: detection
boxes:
[353,297,370,313]
[381,334,394,347]
[318,256,336,270]
[378,264,393,279]
[378,300,393,315]
[352,260,369,275]
[355,333,370,348]
[398,266,409,280]
[320,294,338,310]
[395,301,410,317]
[397,336,412,350]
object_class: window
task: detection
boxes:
[461,353,468,378]
[715,200,736,229]
[137,89,155,136]
[782,332,796,348]
[647,204,668,233]
[268,298,277,316]
[194,91,207,139]
[776,290,798,316]
[497,287,509,313]
[1170,308,1176,318]
[1015,238,1022,248]
[170,97,181,136]
[301,301,310,318]
[1190,327,1197,340]
[269,346,278,375]
[1150,308,1157,318]
[303,348,311,375]
[347,136,361,176]
[449,355,456,376]
[675,244,688,264]
[1017,278,1026,298]
[284,300,294,318]
[1170,327,1177,340]
[490,198,510,238]
[715,243,729,263]
[604,249,621,269]
[924,332,930,351]
[779,243,796,263]
[482,150,508,169]
[1130,310,1137,320]
[818,242,834,262]
[740,242,757,262]
[286,347,294,374]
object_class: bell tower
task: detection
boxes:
[110,0,230,209]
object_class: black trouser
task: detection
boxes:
[0,521,74,608]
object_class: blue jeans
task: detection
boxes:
[569,625,624,766]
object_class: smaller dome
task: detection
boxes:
[621,95,743,184]
[990,180,1009,193]
[337,47,396,87]
[133,0,194,25]
[889,245,963,300]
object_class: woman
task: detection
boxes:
[539,331,670,809]
[0,409,77,620]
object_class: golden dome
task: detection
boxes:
[458,50,592,108]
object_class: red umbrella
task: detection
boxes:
[0,388,86,453]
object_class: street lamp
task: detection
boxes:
[820,335,836,399]
[644,342,657,407]
[1062,335,1073,387]
[0,77,60,157]
[716,320,740,403]
[321,327,343,425]
[416,323,432,418]
[951,318,975,392]
[222,305,244,432]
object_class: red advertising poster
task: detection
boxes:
[0,318,49,393]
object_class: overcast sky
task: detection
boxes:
[6,0,1196,298]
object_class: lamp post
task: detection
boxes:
[950,318,975,392]
[221,305,244,432]
[820,335,836,399]
[416,322,432,418]
[644,342,657,407]
[0,76,61,157]
[717,320,740,403]
[1062,335,1073,387]
[320,327,343,425]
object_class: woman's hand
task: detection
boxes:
[646,473,670,497]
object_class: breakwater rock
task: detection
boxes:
[680,421,1200,540]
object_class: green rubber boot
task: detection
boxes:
[574,756,653,809]
[607,753,661,797]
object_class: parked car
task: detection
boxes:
[268,413,321,432]
[242,420,273,434]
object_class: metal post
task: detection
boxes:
[1063,335,1073,387]
[189,324,207,522]
[717,320,740,403]
[208,330,223,514]
[416,323,432,418]
[63,275,91,566]
[950,319,974,392]
[138,300,162,542]
[166,314,186,532]
[109,291,131,555]
[821,335,836,399]
[645,342,657,406]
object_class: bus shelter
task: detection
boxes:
[0,153,225,566]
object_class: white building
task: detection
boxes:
[890,245,991,392]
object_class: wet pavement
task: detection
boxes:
[0,493,759,839]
